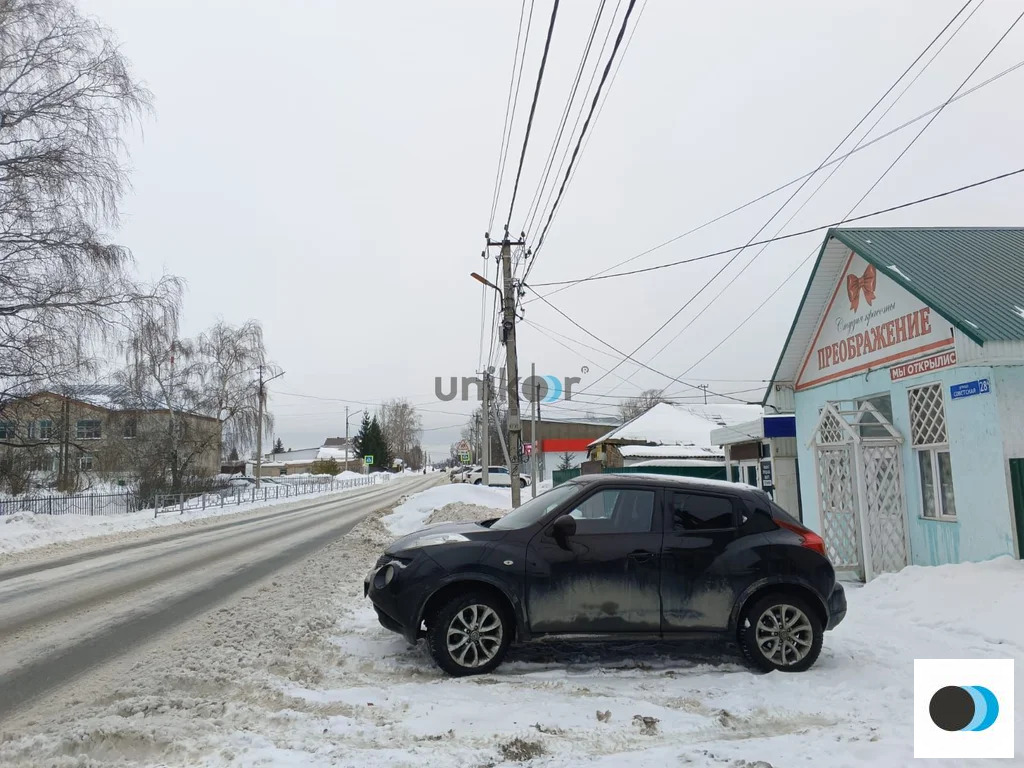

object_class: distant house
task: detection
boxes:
[260,437,359,476]
[0,385,221,484]
[587,402,762,469]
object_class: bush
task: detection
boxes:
[310,458,341,476]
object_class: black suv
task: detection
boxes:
[365,474,846,676]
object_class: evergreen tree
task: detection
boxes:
[365,415,392,471]
[273,437,284,454]
[353,412,372,457]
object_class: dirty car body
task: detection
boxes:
[365,474,846,676]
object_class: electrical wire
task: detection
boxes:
[487,0,532,233]
[525,56,1024,301]
[525,0,648,259]
[504,0,561,230]
[632,0,987,385]
[525,163,1024,287]
[523,0,640,277]
[520,0,609,240]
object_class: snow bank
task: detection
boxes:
[381,484,511,536]
[0,476,396,557]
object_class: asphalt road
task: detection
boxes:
[0,473,440,722]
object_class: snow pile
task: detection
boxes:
[381,484,512,536]
[423,501,507,526]
[0,475,398,557]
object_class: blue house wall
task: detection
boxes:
[795,363,1022,567]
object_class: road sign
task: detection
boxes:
[455,439,471,454]
[950,378,990,400]
[459,451,471,464]
[364,455,374,465]
[523,443,532,457]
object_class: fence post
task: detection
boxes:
[179,493,184,515]
[202,493,207,511]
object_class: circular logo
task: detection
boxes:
[929,685,999,732]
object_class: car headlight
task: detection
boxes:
[409,532,470,547]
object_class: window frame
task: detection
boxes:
[561,485,662,535]
[38,420,53,440]
[123,418,138,439]
[907,383,956,522]
[668,490,740,534]
[0,421,16,440]
[79,454,95,471]
[76,419,102,440]
[856,392,894,439]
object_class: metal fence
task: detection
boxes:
[0,473,391,518]
[152,473,387,517]
[0,491,140,517]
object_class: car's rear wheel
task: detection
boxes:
[739,594,823,673]
[474,479,482,485]
[425,592,512,676]
[519,478,527,488]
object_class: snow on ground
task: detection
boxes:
[0,474,394,557]
[1,485,1020,767]
[381,483,512,536]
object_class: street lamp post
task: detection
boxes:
[345,407,364,472]
[471,272,503,489]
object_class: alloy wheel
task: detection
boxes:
[754,603,814,666]
[446,604,503,668]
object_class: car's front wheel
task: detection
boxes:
[739,593,823,673]
[473,479,482,485]
[425,592,512,676]
[519,478,527,488]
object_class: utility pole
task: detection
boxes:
[530,362,538,498]
[254,365,284,489]
[481,370,489,486]
[345,405,349,470]
[700,384,709,405]
[489,233,525,507]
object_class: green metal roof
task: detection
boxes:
[831,227,1024,344]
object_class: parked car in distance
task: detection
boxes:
[466,465,530,488]
[365,473,846,676]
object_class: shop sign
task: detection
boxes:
[797,252,954,391]
[950,378,990,400]
[890,350,958,382]
[760,459,774,488]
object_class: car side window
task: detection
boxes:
[568,489,655,534]
[671,492,736,532]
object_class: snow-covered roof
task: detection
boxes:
[316,447,355,461]
[627,458,726,468]
[619,444,723,459]
[709,418,765,446]
[589,402,762,449]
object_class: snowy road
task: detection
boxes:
[0,473,439,722]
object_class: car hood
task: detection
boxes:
[385,521,501,555]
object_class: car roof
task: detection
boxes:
[567,472,765,500]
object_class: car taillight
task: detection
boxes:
[776,518,827,557]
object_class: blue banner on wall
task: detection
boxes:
[950,378,990,400]
[763,414,797,438]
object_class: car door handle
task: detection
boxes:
[627,550,655,563]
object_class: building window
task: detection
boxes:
[908,383,955,520]
[123,419,137,439]
[79,455,95,471]
[76,420,102,440]
[857,393,893,438]
[39,420,53,440]
[0,421,15,440]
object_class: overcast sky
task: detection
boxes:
[81,0,1024,458]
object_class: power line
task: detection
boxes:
[632,0,986,384]
[520,0,609,240]
[527,0,648,256]
[525,55,1024,301]
[523,285,755,403]
[504,0,561,230]
[487,0,533,233]
[524,0,640,277]
[526,164,1024,288]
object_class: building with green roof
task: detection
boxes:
[765,227,1024,580]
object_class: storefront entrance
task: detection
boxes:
[812,401,910,581]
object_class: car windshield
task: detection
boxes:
[489,483,581,530]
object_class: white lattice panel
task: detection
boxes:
[909,384,947,446]
[862,444,908,576]
[817,446,861,575]
[817,408,846,445]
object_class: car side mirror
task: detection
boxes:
[552,514,576,541]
